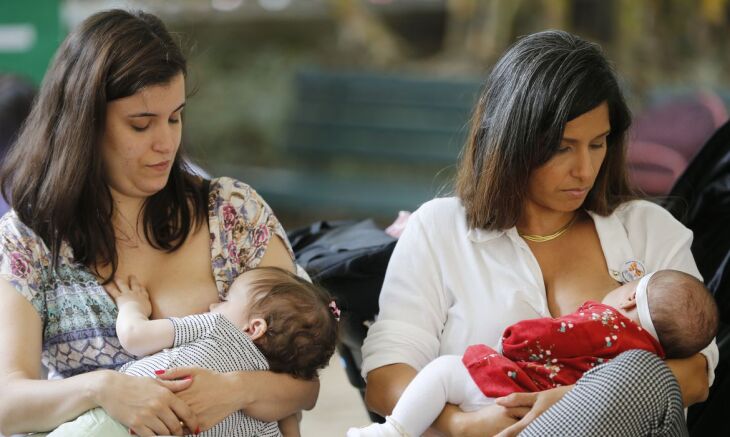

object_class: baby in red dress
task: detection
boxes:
[348,270,719,437]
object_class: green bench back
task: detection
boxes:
[227,69,482,221]
[286,69,481,164]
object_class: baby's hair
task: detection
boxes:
[648,270,719,358]
[244,266,338,379]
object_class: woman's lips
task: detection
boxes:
[147,160,171,171]
[563,188,588,198]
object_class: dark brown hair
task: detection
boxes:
[0,10,206,281]
[648,270,719,358]
[245,267,338,380]
[455,30,636,230]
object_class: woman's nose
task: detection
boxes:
[152,124,177,153]
[571,148,594,180]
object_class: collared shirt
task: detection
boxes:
[361,197,718,385]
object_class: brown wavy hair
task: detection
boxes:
[455,30,636,230]
[0,10,206,282]
[245,267,339,380]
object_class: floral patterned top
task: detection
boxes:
[463,301,664,397]
[0,177,293,379]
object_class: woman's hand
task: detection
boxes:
[95,370,199,436]
[158,367,240,433]
[435,403,525,437]
[492,385,573,437]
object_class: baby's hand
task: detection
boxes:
[106,275,152,318]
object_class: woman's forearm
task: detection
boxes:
[666,354,709,406]
[364,363,418,417]
[365,364,474,437]
[233,370,319,422]
[0,370,109,435]
[430,403,466,436]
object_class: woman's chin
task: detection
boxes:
[114,183,169,200]
[559,195,588,211]
[545,203,584,215]
[138,178,171,196]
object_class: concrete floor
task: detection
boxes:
[301,355,372,436]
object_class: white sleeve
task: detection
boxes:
[623,201,702,279]
[624,201,719,386]
[360,209,449,377]
[699,340,720,387]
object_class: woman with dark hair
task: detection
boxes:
[0,10,316,436]
[361,30,718,436]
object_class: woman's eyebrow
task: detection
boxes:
[127,102,186,118]
[562,129,612,143]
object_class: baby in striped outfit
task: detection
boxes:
[49,266,339,437]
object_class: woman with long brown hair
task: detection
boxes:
[362,30,718,436]
[0,10,315,436]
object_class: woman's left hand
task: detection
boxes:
[157,367,239,433]
[492,385,573,437]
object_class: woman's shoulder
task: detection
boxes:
[611,199,684,232]
[206,176,290,294]
[207,176,273,215]
[412,197,466,228]
[208,176,259,201]
[0,211,48,254]
[401,197,475,249]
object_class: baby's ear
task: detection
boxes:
[244,318,268,340]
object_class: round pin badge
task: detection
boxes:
[621,260,646,282]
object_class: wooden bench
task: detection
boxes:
[219,69,482,220]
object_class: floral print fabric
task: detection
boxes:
[208,177,293,299]
[463,301,664,397]
[0,177,291,379]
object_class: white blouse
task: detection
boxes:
[361,197,719,385]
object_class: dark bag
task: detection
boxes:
[664,119,730,436]
[666,120,730,294]
[288,219,394,422]
[288,219,395,319]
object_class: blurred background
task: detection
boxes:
[2,0,730,230]
[2,1,730,434]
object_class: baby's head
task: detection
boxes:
[602,270,718,358]
[212,266,339,379]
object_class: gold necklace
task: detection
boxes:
[518,214,578,243]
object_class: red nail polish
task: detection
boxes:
[195,426,201,434]
[154,369,165,375]
[129,429,136,435]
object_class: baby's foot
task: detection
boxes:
[346,417,409,437]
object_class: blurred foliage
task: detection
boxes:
[174,0,730,164]
[161,0,730,224]
[176,20,337,168]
